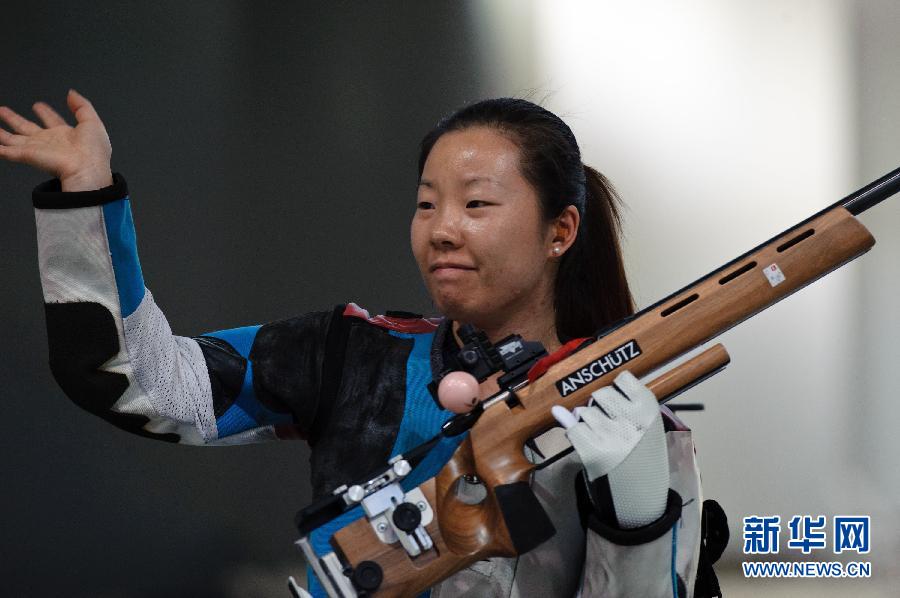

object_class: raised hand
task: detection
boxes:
[0,89,113,191]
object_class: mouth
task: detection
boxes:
[430,263,476,273]
[429,263,477,281]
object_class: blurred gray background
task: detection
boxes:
[1,1,897,596]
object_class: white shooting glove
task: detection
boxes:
[552,371,670,529]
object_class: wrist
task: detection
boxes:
[60,167,114,192]
[577,472,683,546]
[33,173,128,209]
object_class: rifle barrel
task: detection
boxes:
[841,165,900,215]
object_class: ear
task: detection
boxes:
[548,205,580,258]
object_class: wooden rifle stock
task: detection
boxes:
[319,166,900,597]
[332,345,730,595]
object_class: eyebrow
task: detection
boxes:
[463,176,500,187]
[417,176,500,189]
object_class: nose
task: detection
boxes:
[430,206,463,249]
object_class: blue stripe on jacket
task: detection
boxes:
[102,199,145,318]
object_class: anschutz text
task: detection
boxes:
[555,340,642,397]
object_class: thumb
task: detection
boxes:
[66,89,100,124]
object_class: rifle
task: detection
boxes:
[290,166,900,597]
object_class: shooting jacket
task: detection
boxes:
[31,174,725,597]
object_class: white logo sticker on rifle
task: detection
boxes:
[555,340,642,397]
[763,263,786,287]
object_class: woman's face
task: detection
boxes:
[411,126,557,326]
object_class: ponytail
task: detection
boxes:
[554,165,634,341]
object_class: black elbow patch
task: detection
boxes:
[44,302,179,442]
[45,302,128,408]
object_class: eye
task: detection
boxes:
[466,200,491,209]
[417,201,434,210]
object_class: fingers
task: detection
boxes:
[32,101,68,128]
[551,405,579,429]
[563,416,635,481]
[0,125,33,164]
[577,404,612,432]
[0,144,35,164]
[565,422,598,455]
[557,371,661,436]
[0,105,42,135]
[0,119,31,162]
[589,385,628,418]
[613,370,657,404]
[587,372,658,421]
[66,89,100,123]
[0,127,27,146]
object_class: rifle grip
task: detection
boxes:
[493,481,556,554]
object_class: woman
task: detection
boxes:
[0,91,723,596]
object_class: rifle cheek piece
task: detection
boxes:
[494,481,557,554]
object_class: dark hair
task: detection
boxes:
[417,98,634,341]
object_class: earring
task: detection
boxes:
[552,246,562,255]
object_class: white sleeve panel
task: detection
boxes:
[122,290,217,442]
[36,206,121,306]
